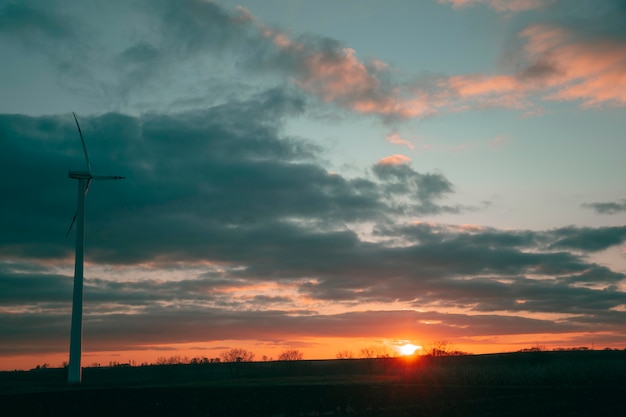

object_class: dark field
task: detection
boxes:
[2,350,625,417]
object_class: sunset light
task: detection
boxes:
[1,0,626,374]
[398,343,421,356]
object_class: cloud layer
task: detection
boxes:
[1,102,625,357]
[2,0,625,120]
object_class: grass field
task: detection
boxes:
[2,350,625,416]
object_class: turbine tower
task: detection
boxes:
[67,112,124,384]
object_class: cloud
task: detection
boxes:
[299,222,626,316]
[254,22,436,120]
[3,219,626,356]
[583,199,626,214]
[3,0,624,122]
[376,154,412,166]
[0,3,74,43]
[385,132,415,149]
[546,226,626,252]
[439,0,626,110]
[372,159,461,215]
[436,23,626,111]
[0,92,462,267]
[2,104,624,357]
[0,0,441,119]
[1,108,625,356]
[0,296,592,355]
[520,24,626,107]
[438,0,554,12]
[248,0,625,117]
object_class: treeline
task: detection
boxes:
[32,342,626,371]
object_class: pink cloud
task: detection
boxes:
[520,25,626,107]
[439,74,531,113]
[251,9,625,119]
[297,48,381,101]
[441,24,626,109]
[438,0,553,12]
[258,25,437,119]
[385,132,415,149]
[292,46,437,118]
[377,154,412,166]
[448,74,521,97]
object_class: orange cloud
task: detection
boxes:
[385,132,415,149]
[255,10,624,119]
[297,47,379,101]
[292,46,437,118]
[444,74,529,110]
[377,154,411,166]
[448,74,521,97]
[520,25,626,107]
[258,24,437,119]
[443,24,626,109]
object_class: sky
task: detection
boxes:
[1,0,626,370]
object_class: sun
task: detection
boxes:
[398,343,421,356]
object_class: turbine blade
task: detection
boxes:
[92,175,126,180]
[66,211,77,238]
[84,178,92,195]
[72,112,92,173]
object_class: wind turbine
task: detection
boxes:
[66,112,124,384]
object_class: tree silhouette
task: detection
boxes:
[360,345,392,358]
[336,350,354,359]
[220,348,255,362]
[278,349,303,361]
[425,340,469,356]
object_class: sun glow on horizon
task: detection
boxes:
[398,343,421,356]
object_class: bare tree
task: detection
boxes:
[278,349,303,361]
[220,348,255,362]
[425,340,468,356]
[336,350,354,359]
[360,345,393,358]
[425,340,450,356]
[359,347,377,359]
[155,355,187,365]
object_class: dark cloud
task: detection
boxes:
[0,0,264,111]
[547,226,626,252]
[0,0,426,118]
[0,292,593,355]
[1,99,625,358]
[583,199,626,215]
[373,162,454,208]
[2,217,625,356]
[0,2,74,43]
[517,60,563,82]
[548,0,626,39]
[0,93,461,267]
[0,272,71,305]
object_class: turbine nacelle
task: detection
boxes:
[68,170,92,180]
[68,170,125,180]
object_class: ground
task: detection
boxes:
[2,351,625,416]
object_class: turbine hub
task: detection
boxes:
[68,170,93,179]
